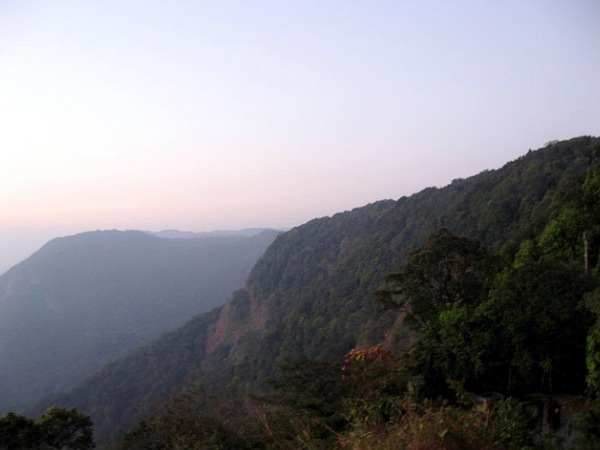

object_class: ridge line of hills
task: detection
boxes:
[146,228,288,240]
[29,136,600,445]
[0,228,280,414]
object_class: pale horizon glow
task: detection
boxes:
[1,0,600,273]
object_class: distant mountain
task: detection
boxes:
[0,229,279,413]
[40,137,600,445]
[147,228,286,239]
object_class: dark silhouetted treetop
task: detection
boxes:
[0,407,93,450]
[375,228,495,331]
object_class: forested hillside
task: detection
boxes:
[42,137,600,447]
[0,229,278,413]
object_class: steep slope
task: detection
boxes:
[44,137,599,444]
[0,229,279,412]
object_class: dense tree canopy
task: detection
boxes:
[40,136,600,448]
[0,408,93,450]
[375,228,495,330]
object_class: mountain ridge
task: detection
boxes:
[146,227,287,240]
[36,136,599,444]
[0,229,279,413]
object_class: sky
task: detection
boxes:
[1,0,599,274]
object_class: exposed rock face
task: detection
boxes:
[33,137,600,446]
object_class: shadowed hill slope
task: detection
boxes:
[0,229,279,413]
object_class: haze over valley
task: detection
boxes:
[2,1,599,275]
[0,228,279,412]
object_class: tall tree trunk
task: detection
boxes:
[584,230,590,273]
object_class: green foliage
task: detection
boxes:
[488,244,595,395]
[414,304,493,397]
[538,207,583,261]
[255,359,348,449]
[0,408,93,450]
[585,288,600,395]
[341,346,411,424]
[266,359,346,421]
[376,227,495,330]
[252,346,410,450]
[587,322,600,395]
[569,401,600,450]
[37,407,94,450]
[340,398,541,450]
[120,389,249,450]
[0,413,40,450]
[412,234,595,398]
[44,137,600,445]
[492,398,538,450]
[256,349,553,450]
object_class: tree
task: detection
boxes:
[585,288,600,396]
[37,407,94,450]
[581,145,600,272]
[483,239,595,395]
[375,228,495,331]
[0,408,93,450]
[120,388,247,450]
[0,413,41,450]
[540,144,600,272]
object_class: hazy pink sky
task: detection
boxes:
[1,0,599,273]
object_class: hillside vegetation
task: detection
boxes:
[40,137,600,448]
[0,229,278,413]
